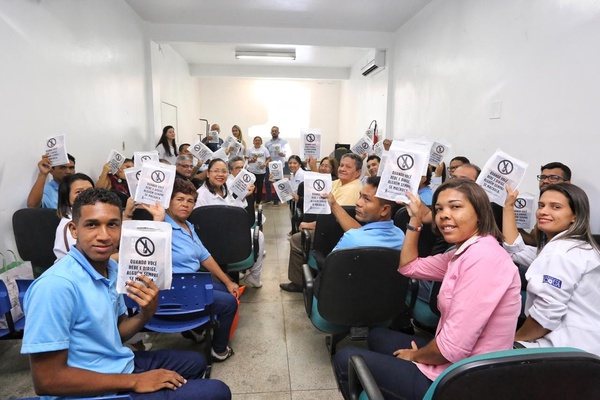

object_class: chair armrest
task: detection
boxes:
[302,263,314,317]
[408,278,419,311]
[252,226,260,262]
[301,228,312,263]
[348,355,384,400]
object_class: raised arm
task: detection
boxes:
[325,192,360,231]
[502,184,520,245]
[27,155,52,208]
[399,191,429,268]
[96,163,112,190]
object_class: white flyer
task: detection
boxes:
[189,141,214,163]
[351,135,373,157]
[373,141,385,157]
[117,220,172,294]
[45,134,69,166]
[274,178,294,203]
[208,130,220,144]
[230,168,256,200]
[303,172,333,215]
[124,167,142,199]
[106,149,126,174]
[133,150,159,169]
[513,192,536,230]
[134,161,176,208]
[429,140,452,167]
[301,130,321,160]
[376,142,429,203]
[476,149,529,206]
[269,160,284,180]
[222,136,243,156]
[270,144,282,159]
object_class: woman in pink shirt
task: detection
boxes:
[334,179,521,400]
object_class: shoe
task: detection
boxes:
[263,250,267,257]
[245,274,263,288]
[279,282,302,293]
[212,346,235,362]
[272,202,280,207]
[181,329,205,344]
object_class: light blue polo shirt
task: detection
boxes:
[166,214,211,273]
[42,180,59,208]
[21,247,134,399]
[332,220,405,252]
[418,186,433,206]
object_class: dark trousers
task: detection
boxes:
[253,173,266,204]
[208,282,238,353]
[334,328,433,400]
[130,350,231,400]
[264,167,278,203]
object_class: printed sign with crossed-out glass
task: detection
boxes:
[117,220,172,294]
[45,134,69,166]
[134,161,176,208]
[124,167,142,198]
[429,140,452,166]
[301,129,322,160]
[133,150,159,169]
[376,142,429,203]
[351,135,374,157]
[269,160,284,180]
[476,149,528,206]
[303,171,333,215]
[274,178,294,203]
[222,136,243,157]
[106,149,126,174]
[231,168,256,200]
[513,192,536,230]
[189,140,214,163]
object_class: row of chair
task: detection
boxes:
[0,278,33,340]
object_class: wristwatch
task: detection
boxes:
[406,223,423,232]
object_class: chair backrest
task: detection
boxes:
[317,247,407,326]
[188,205,252,264]
[132,208,154,220]
[424,347,600,399]
[393,207,449,257]
[12,208,61,276]
[154,273,215,316]
[313,205,357,257]
[15,278,34,310]
[245,193,257,227]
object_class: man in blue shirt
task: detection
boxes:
[21,188,230,400]
[27,153,76,208]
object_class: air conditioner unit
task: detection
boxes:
[361,50,386,77]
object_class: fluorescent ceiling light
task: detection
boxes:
[235,50,296,60]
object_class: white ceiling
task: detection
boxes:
[125,0,432,78]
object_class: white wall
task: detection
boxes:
[392,0,600,231]
[0,1,202,251]
[197,77,341,157]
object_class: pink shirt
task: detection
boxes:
[401,235,521,381]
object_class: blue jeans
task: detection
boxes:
[130,350,231,400]
[334,328,433,400]
[209,282,238,353]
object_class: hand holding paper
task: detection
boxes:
[404,191,426,224]
[504,184,519,208]
[126,274,159,317]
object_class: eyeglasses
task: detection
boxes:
[537,175,566,183]
[178,164,194,169]
[209,169,228,175]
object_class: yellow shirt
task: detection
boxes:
[331,178,362,206]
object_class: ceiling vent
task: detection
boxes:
[361,50,386,77]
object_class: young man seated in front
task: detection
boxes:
[21,188,230,400]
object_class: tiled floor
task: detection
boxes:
[0,204,346,399]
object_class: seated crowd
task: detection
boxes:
[19,126,600,400]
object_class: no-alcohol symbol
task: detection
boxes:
[497,160,514,175]
[397,154,414,171]
[151,170,165,183]
[306,134,316,143]
[115,154,122,161]
[515,198,527,209]
[242,174,251,183]
[313,179,325,191]
[47,138,57,148]
[278,183,286,190]
[194,144,201,152]
[136,170,141,180]
[272,164,279,170]
[141,155,151,162]
[135,237,155,257]
[361,142,370,150]
[436,145,445,154]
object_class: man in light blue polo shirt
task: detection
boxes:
[21,188,230,400]
[26,153,76,208]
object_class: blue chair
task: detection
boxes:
[349,347,600,400]
[302,247,408,355]
[0,279,17,339]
